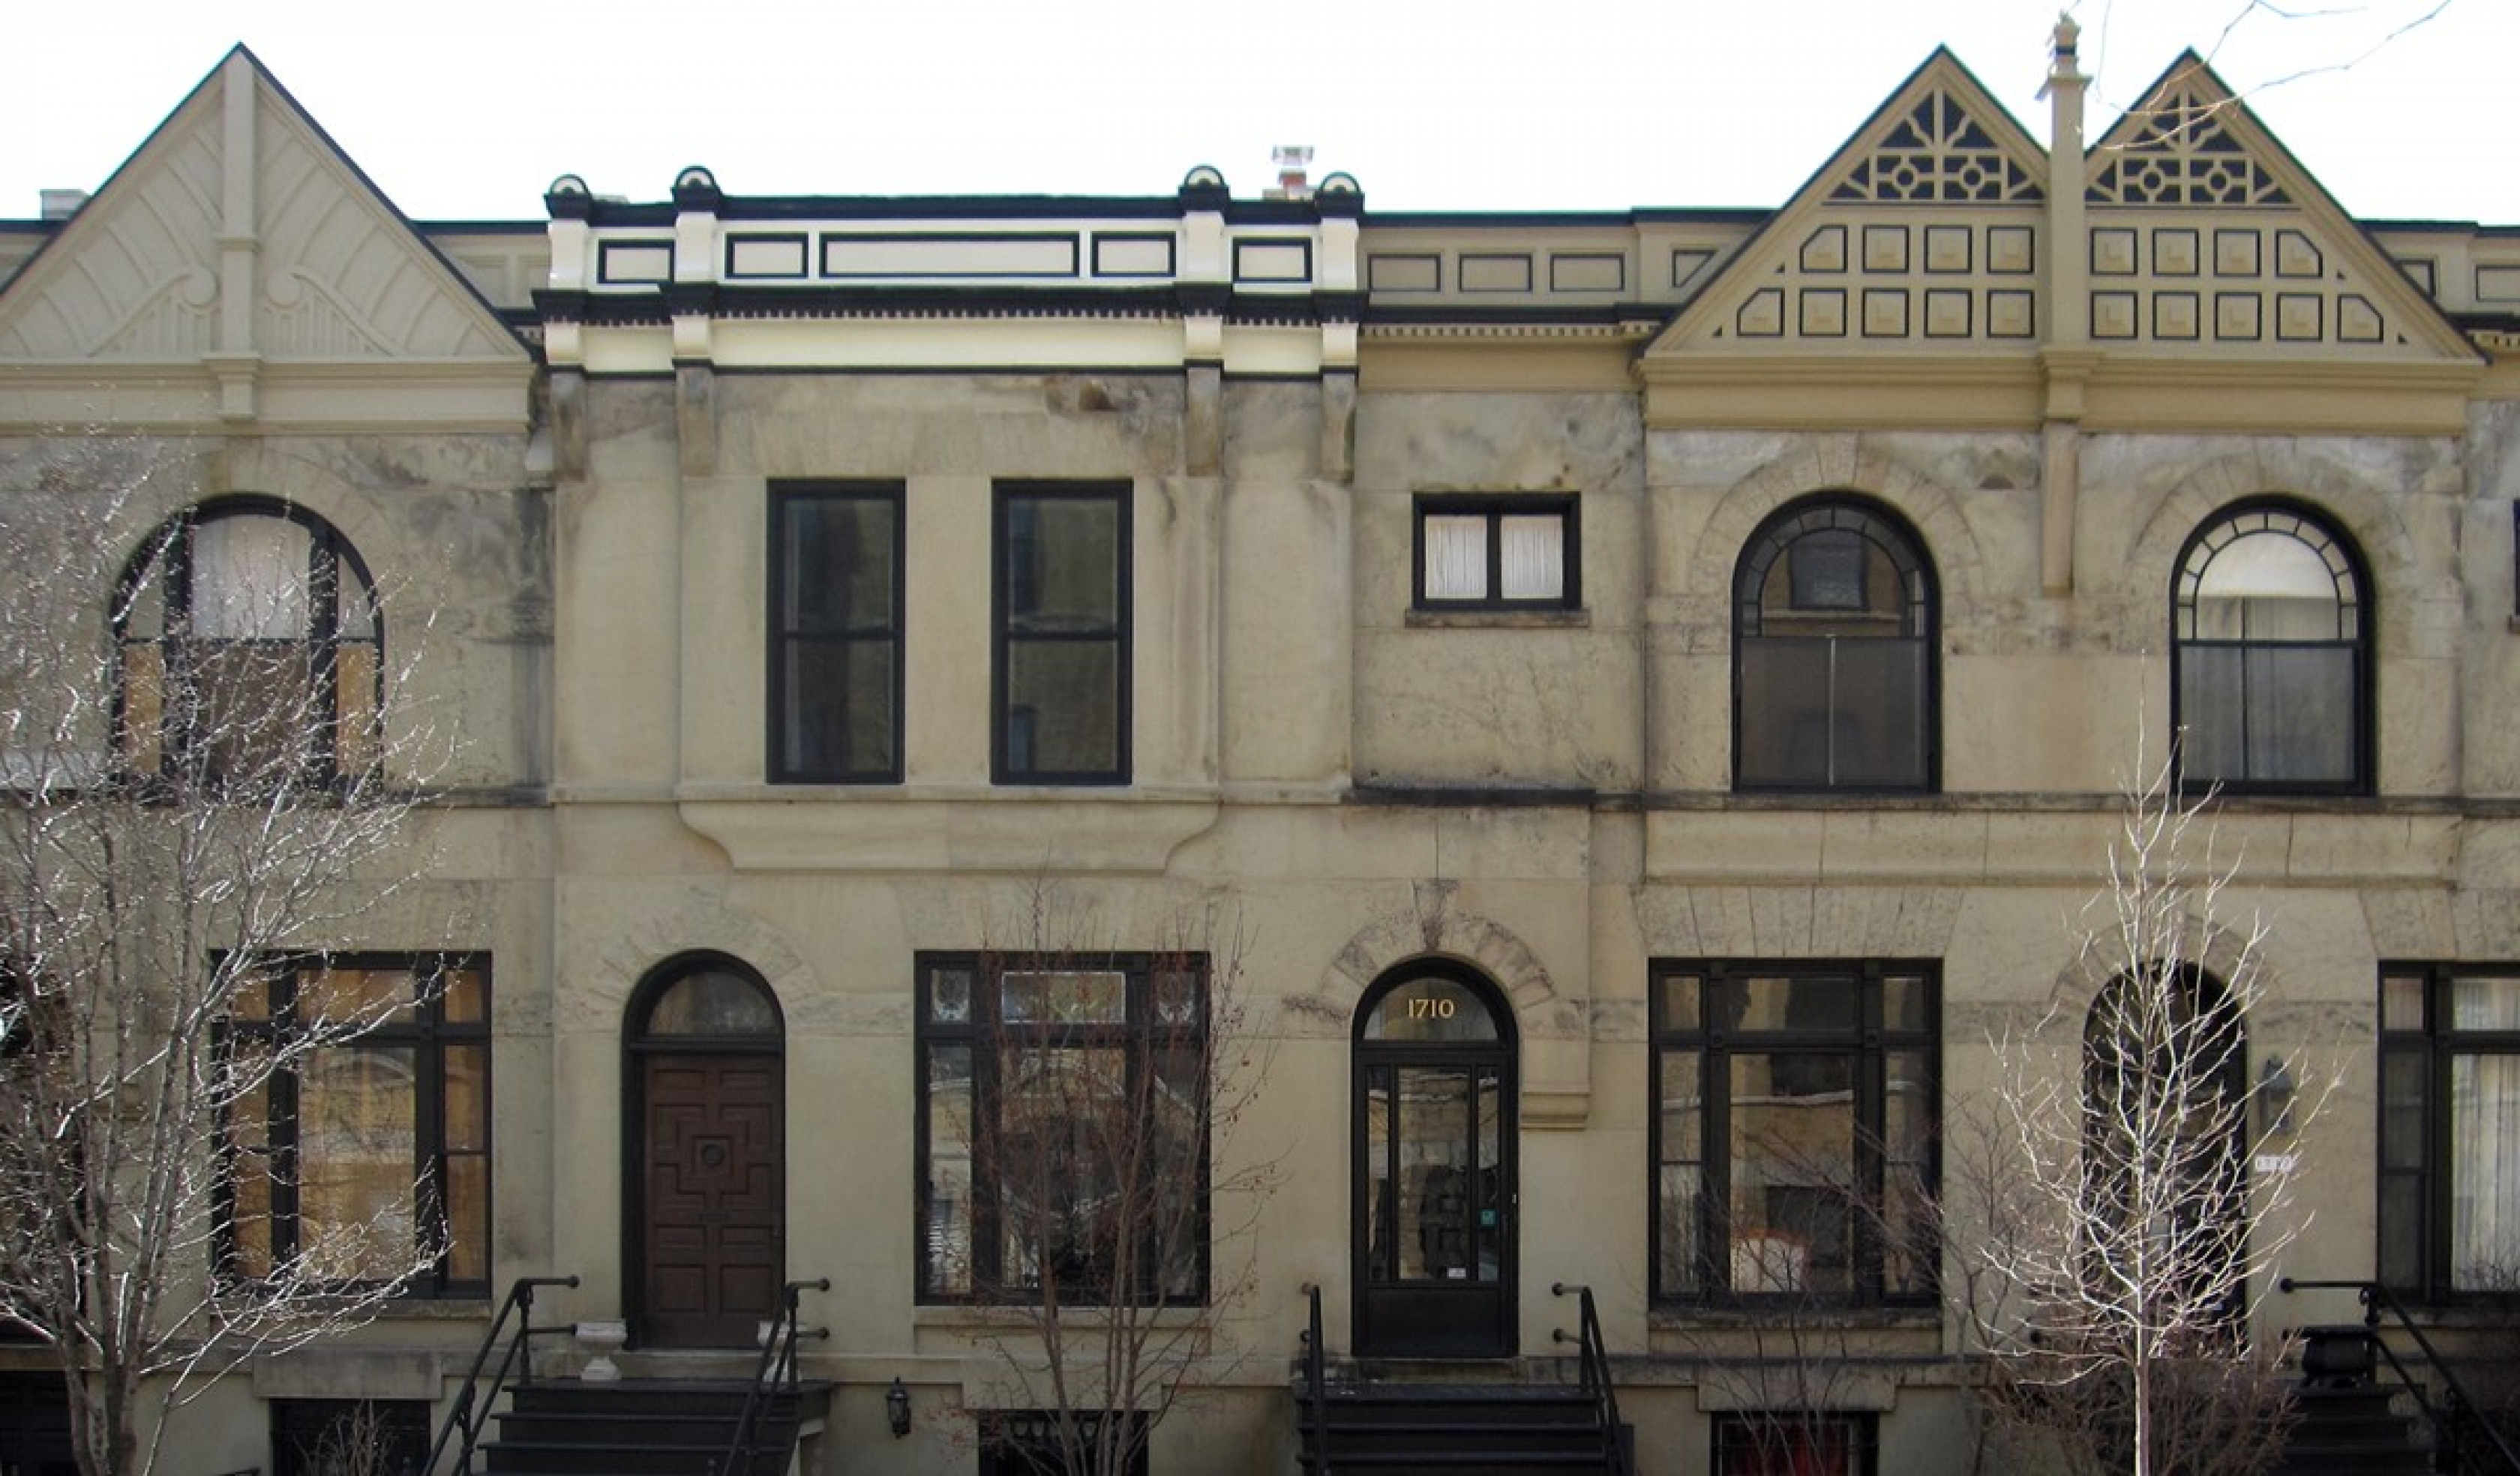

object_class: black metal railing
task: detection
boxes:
[2281,1277,2520,1476]
[718,1278,830,1476]
[1551,1282,1630,1476]
[1300,1282,1331,1476]
[425,1274,580,1476]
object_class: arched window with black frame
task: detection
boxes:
[1733,496,1938,792]
[113,498,381,790]
[2171,500,2370,794]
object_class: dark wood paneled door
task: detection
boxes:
[639,1053,783,1347]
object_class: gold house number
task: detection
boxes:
[1408,994,1456,1021]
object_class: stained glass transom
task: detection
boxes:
[2090,92,2290,208]
[1830,90,2042,205]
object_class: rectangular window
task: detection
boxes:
[978,1410,1148,1476]
[994,484,1130,784]
[916,952,1206,1304]
[272,1400,430,1476]
[1652,961,1937,1306]
[220,955,490,1298]
[1413,494,1580,610]
[1712,1413,1875,1476]
[2379,964,2520,1300]
[769,482,903,783]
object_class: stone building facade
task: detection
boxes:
[4,28,2519,1476]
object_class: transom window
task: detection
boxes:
[1652,961,1937,1306]
[1734,498,1936,792]
[916,952,1207,1304]
[769,482,902,783]
[116,500,380,790]
[220,955,489,1298]
[994,484,1130,785]
[2172,501,2368,794]
[1412,495,1580,610]
[2380,964,2520,1301]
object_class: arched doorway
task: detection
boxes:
[626,955,784,1348]
[1352,962,1517,1358]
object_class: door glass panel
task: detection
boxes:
[1394,1066,1474,1282]
[1471,1067,1502,1282]
[1364,1066,1394,1279]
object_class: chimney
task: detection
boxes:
[39,190,88,222]
[1267,146,1313,201]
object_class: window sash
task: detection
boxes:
[994,487,1130,784]
[769,485,902,783]
[1735,637,1930,790]
[2379,964,2520,1301]
[1412,496,1579,610]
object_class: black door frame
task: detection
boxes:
[1351,959,1518,1358]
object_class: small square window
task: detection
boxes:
[1412,495,1580,610]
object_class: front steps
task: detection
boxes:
[1294,1364,1626,1474]
[478,1379,828,1476]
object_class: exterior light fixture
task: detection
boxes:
[2258,1058,2297,1136]
[886,1377,912,1438]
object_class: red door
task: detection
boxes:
[640,1054,782,1346]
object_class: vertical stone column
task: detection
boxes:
[2041,16,2092,596]
[668,168,722,479]
[208,52,263,422]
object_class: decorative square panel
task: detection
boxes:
[1367,254,1439,292]
[1924,289,1972,338]
[1801,225,1848,273]
[2152,229,2200,277]
[2277,292,2325,340]
[1988,226,2035,274]
[1799,288,1847,337]
[2093,292,2138,339]
[2339,294,2385,343]
[2092,228,2138,276]
[1738,287,1786,337]
[1924,225,1972,273]
[1864,225,1910,272]
[2276,230,2324,278]
[1988,290,2036,338]
[2215,292,2263,341]
[2215,230,2261,277]
[1458,254,1532,292]
[1863,288,1910,338]
[1672,249,1716,289]
[2153,292,2200,340]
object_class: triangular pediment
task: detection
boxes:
[0,47,528,427]
[2076,53,2474,362]
[1647,50,2050,358]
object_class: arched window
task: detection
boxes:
[2172,501,2368,794]
[1734,497,1937,791]
[114,500,380,789]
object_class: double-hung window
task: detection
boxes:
[1652,960,1937,1305]
[2380,964,2520,1300]
[221,955,490,1298]
[769,482,903,782]
[916,952,1206,1304]
[1412,494,1580,611]
[994,484,1130,784]
[2172,501,2369,794]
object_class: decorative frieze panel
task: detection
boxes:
[2089,82,2290,207]
[1723,217,2037,344]
[2084,214,2396,348]
[1828,87,2042,204]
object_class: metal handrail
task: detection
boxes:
[1301,1282,1332,1476]
[425,1274,580,1476]
[1550,1282,1630,1476]
[2281,1277,2520,1475]
[718,1278,830,1476]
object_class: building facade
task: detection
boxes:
[4,27,2519,1476]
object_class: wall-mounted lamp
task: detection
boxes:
[2259,1058,2297,1136]
[886,1377,912,1438]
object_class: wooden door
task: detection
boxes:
[639,1053,783,1347]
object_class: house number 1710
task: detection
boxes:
[1408,996,1456,1020]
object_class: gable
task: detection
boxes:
[0,47,530,430]
[1647,50,2049,358]
[2077,53,2472,363]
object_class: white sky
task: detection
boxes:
[4,0,2506,225]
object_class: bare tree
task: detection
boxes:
[1955,742,2322,1476]
[928,887,1274,1476]
[0,441,455,1476]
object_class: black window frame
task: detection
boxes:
[216,952,491,1300]
[1649,958,1940,1310]
[271,1400,431,1476]
[1410,493,1582,612]
[914,950,1209,1306]
[1732,496,1939,794]
[2378,962,2520,1304]
[976,1409,1149,1476]
[112,496,383,794]
[2170,497,2372,797]
[1711,1412,1877,1476]
[992,482,1132,786]
[766,480,905,784]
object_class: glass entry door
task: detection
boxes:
[1354,970,1515,1358]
